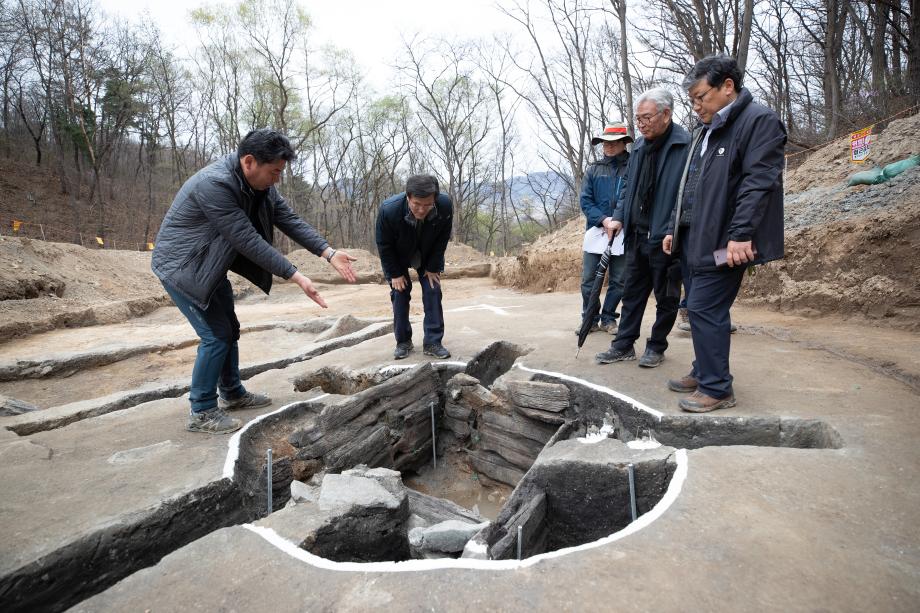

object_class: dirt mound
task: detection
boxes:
[0,236,170,342]
[493,218,583,293]
[740,196,920,330]
[786,111,920,192]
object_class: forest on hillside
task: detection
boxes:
[0,0,917,254]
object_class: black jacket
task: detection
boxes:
[613,123,691,243]
[152,154,329,309]
[375,192,453,280]
[669,88,786,271]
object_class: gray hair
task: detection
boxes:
[635,87,674,113]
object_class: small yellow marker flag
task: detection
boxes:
[12,220,22,232]
[147,242,155,251]
[96,236,104,246]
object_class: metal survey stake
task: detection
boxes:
[627,463,637,522]
[430,402,437,469]
[517,525,523,560]
[266,448,273,515]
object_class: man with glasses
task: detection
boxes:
[153,129,358,434]
[595,88,690,368]
[376,174,453,360]
[662,55,786,412]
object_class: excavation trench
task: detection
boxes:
[0,341,844,611]
[237,341,843,564]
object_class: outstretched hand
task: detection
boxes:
[290,271,327,308]
[330,250,358,283]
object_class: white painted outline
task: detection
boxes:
[242,448,688,571]
[223,395,329,479]
[516,363,665,420]
[227,360,688,570]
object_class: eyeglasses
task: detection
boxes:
[689,85,715,106]
[634,110,662,126]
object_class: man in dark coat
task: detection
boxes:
[152,129,357,434]
[376,174,453,360]
[577,121,632,336]
[663,55,786,412]
[596,87,690,368]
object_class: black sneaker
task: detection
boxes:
[423,343,451,359]
[638,348,665,368]
[595,346,636,364]
[394,341,413,360]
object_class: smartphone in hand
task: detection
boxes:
[713,245,757,267]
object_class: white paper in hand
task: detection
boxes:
[582,226,625,256]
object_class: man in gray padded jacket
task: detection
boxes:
[152,128,356,434]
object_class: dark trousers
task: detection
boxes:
[162,278,246,413]
[390,271,444,346]
[685,264,746,399]
[613,234,679,353]
[580,251,626,325]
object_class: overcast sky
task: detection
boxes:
[98,0,516,90]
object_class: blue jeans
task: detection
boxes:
[580,251,625,326]
[162,278,246,413]
[390,272,444,346]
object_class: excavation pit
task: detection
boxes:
[233,348,843,564]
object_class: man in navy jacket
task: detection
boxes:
[376,175,453,360]
[663,55,786,412]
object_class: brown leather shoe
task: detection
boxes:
[679,391,736,413]
[667,373,698,393]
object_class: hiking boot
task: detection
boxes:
[575,322,601,335]
[423,343,451,359]
[678,391,736,413]
[638,348,665,368]
[667,373,698,393]
[219,391,272,411]
[677,307,691,332]
[394,341,413,360]
[186,407,242,434]
[599,320,618,335]
[595,345,636,364]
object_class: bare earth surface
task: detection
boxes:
[0,115,919,612]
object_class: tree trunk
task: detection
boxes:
[909,0,920,103]
[615,0,634,134]
[736,0,754,77]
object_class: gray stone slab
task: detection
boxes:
[318,473,401,512]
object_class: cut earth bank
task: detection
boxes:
[0,275,918,612]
